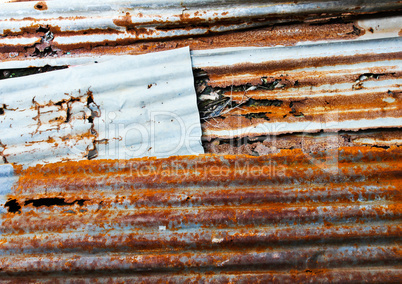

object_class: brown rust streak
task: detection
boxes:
[205,130,402,156]
[2,202,401,234]
[202,109,402,134]
[0,246,400,274]
[112,12,155,37]
[0,20,367,61]
[204,52,402,88]
[1,269,399,283]
[218,72,401,98]
[9,147,402,194]
[221,91,402,116]
[8,179,401,208]
[1,224,400,254]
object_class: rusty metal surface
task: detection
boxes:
[204,129,402,156]
[0,4,401,69]
[191,37,402,140]
[0,2,401,282]
[0,146,401,281]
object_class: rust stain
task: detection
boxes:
[112,12,155,37]
[205,130,402,156]
[0,16,369,60]
[8,146,401,192]
[0,146,401,279]
[203,52,402,87]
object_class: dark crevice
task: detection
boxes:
[195,73,286,121]
[355,73,393,82]
[0,66,68,81]
[32,46,57,58]
[24,198,87,208]
[244,113,270,120]
[4,199,21,213]
[87,148,98,160]
[156,23,212,31]
[246,98,282,107]
[65,104,72,123]
[0,104,5,115]
[346,25,362,36]
[369,145,391,149]
[36,26,50,33]
[85,89,100,160]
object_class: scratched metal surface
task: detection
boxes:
[0,47,204,167]
[0,147,401,282]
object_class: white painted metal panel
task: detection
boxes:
[0,47,203,167]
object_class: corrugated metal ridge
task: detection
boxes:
[1,13,401,69]
[0,146,401,281]
[1,0,400,44]
[204,129,402,156]
[0,47,204,167]
[191,37,402,139]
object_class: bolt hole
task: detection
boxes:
[34,2,48,11]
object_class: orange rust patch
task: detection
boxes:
[112,12,155,37]
[0,20,368,61]
[205,130,402,156]
[34,1,47,11]
[113,12,133,28]
[204,52,402,87]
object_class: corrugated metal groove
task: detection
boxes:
[0,147,400,279]
[0,1,401,282]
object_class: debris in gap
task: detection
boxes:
[246,98,282,107]
[195,74,286,121]
[244,113,270,120]
[353,73,388,90]
[199,90,220,101]
[28,26,60,58]
[261,77,280,90]
[0,66,68,81]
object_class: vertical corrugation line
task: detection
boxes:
[0,147,401,281]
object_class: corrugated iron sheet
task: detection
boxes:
[0,47,204,167]
[191,37,402,139]
[204,129,402,156]
[0,1,401,282]
[0,146,401,281]
[1,0,399,47]
[0,3,401,69]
